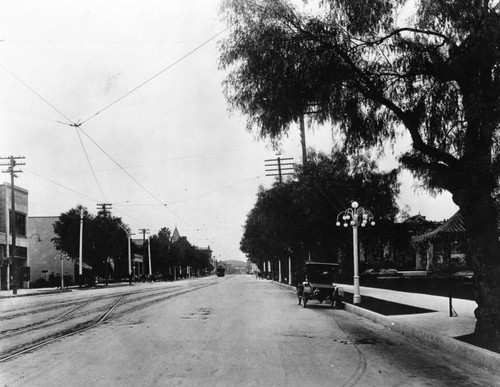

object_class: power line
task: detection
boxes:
[167,175,262,205]
[25,169,100,202]
[1,27,232,243]
[77,126,166,206]
[79,26,230,126]
[0,64,73,125]
[24,168,152,227]
[74,127,107,201]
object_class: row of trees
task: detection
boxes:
[220,0,500,348]
[51,207,213,282]
[149,227,214,278]
[241,150,404,278]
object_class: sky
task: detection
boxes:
[0,0,458,262]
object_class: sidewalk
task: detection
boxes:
[275,281,500,372]
[340,283,476,338]
[0,282,132,298]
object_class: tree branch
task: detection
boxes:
[360,27,454,47]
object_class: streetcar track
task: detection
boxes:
[0,279,223,363]
[0,299,94,338]
[0,285,173,320]
[0,296,125,363]
[0,284,197,338]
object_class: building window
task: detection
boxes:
[10,211,26,237]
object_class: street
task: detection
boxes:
[1,275,499,386]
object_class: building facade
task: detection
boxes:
[0,183,29,290]
[27,216,77,287]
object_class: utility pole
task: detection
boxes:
[96,203,112,216]
[265,156,294,183]
[78,207,84,287]
[138,228,150,277]
[1,156,25,295]
[299,114,307,169]
[148,236,152,277]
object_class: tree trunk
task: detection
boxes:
[457,190,500,351]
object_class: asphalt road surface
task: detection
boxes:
[1,275,499,386]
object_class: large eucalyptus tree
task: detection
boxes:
[220,0,500,349]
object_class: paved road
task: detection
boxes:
[1,275,499,386]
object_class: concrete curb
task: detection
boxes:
[343,303,500,371]
[272,281,500,371]
[0,289,73,299]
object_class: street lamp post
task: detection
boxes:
[336,201,375,304]
[56,251,70,289]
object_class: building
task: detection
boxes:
[412,210,480,272]
[26,216,90,287]
[131,238,147,276]
[171,226,181,243]
[0,183,29,290]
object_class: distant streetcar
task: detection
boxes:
[216,265,226,277]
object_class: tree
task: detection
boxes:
[241,149,400,278]
[52,206,130,281]
[220,0,500,348]
[150,227,173,276]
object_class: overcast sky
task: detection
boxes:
[0,0,458,262]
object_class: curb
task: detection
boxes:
[272,280,500,371]
[343,302,500,371]
[0,289,73,299]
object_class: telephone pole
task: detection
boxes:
[1,156,26,295]
[265,156,294,183]
[138,228,150,276]
[96,203,112,216]
[299,114,307,169]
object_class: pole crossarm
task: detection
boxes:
[96,203,113,216]
[264,156,295,183]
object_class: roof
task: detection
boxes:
[412,211,466,243]
[171,227,181,243]
[412,200,500,244]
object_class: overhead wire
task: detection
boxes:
[0,64,73,125]
[76,126,166,206]
[25,168,152,227]
[2,24,235,244]
[74,127,107,201]
[79,26,230,126]
[168,175,262,205]
[24,169,100,203]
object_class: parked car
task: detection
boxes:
[296,261,344,309]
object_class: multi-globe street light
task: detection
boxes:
[336,201,375,304]
[55,251,71,289]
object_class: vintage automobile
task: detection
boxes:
[297,261,344,309]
